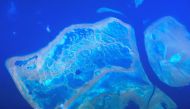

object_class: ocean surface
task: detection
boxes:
[0,0,190,109]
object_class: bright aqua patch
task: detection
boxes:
[135,0,144,7]
[169,53,181,63]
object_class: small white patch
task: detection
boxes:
[96,7,124,16]
[46,25,51,33]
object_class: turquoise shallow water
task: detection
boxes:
[0,0,190,109]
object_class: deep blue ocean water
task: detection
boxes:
[0,0,190,109]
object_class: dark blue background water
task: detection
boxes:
[0,0,190,109]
